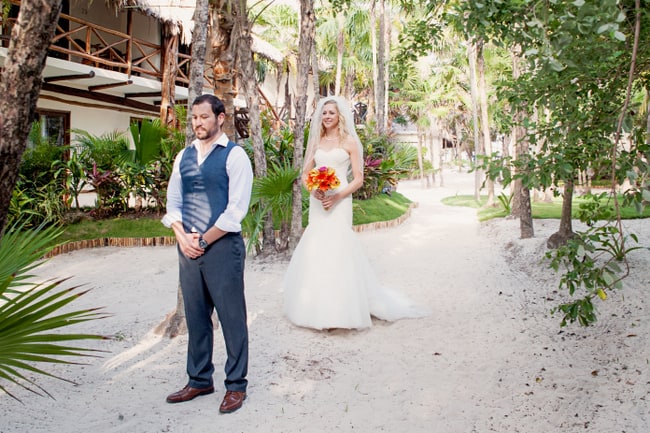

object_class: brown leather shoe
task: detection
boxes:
[166,385,214,403]
[219,390,246,413]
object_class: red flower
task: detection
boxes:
[306,166,341,192]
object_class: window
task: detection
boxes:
[32,110,71,149]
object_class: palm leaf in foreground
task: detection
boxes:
[0,223,109,402]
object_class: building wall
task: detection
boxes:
[37,98,138,146]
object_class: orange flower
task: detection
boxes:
[306,166,340,192]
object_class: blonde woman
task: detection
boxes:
[283,96,429,330]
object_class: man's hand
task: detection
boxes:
[172,223,205,259]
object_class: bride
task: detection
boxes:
[283,96,429,330]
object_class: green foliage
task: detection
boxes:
[73,130,129,172]
[545,193,644,327]
[149,127,184,209]
[240,118,299,253]
[355,127,418,199]
[545,226,642,327]
[72,130,131,217]
[19,141,65,190]
[128,119,165,167]
[53,146,90,210]
[8,176,67,228]
[497,192,513,214]
[0,222,108,401]
[7,185,40,229]
[455,0,650,329]
[243,162,299,254]
[12,123,69,227]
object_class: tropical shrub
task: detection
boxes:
[241,114,300,253]
[52,146,90,210]
[355,127,418,199]
[10,122,68,227]
[545,193,643,326]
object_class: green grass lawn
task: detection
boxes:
[442,194,650,221]
[353,191,412,225]
[58,192,413,244]
[57,215,173,244]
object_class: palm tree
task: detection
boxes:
[289,0,316,251]
[316,2,374,102]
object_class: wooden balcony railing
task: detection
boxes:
[1,1,212,88]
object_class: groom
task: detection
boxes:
[162,94,253,414]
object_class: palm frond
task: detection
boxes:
[0,225,108,401]
[0,221,62,293]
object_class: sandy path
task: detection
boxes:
[0,171,647,433]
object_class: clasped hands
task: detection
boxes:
[180,231,205,260]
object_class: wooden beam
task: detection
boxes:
[125,91,160,98]
[42,82,158,112]
[44,71,96,83]
[88,80,133,92]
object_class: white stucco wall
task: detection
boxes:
[37,98,141,147]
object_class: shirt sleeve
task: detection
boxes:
[214,145,254,232]
[161,148,185,228]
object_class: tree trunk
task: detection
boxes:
[311,39,320,112]
[159,282,188,338]
[160,23,179,128]
[210,3,236,138]
[467,41,481,200]
[509,47,534,238]
[335,13,344,96]
[547,178,575,249]
[416,128,425,187]
[376,0,387,134]
[289,0,315,251]
[185,0,210,144]
[233,0,274,255]
[518,185,534,239]
[383,4,391,129]
[162,0,210,338]
[369,1,377,125]
[476,41,495,206]
[0,0,63,238]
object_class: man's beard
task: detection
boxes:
[194,128,215,139]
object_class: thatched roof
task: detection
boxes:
[109,0,284,63]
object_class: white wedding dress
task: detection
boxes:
[283,147,430,330]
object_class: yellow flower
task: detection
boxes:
[306,166,340,192]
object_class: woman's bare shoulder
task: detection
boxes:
[342,135,358,152]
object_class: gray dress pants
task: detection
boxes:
[178,232,248,392]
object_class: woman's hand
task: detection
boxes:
[321,192,340,210]
[313,189,325,201]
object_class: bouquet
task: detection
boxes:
[306,166,340,192]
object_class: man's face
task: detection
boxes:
[191,102,224,140]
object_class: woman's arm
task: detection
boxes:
[320,137,364,209]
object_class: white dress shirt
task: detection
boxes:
[162,133,253,233]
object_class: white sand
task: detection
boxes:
[1,171,648,433]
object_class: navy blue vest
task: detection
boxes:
[180,141,237,234]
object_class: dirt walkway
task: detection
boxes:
[1,170,647,433]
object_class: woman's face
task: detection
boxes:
[321,102,340,130]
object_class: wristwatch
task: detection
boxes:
[198,236,209,249]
